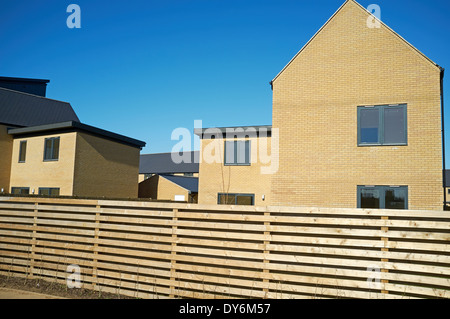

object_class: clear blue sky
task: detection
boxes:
[1,0,449,161]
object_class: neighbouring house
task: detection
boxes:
[138,151,199,202]
[194,126,273,206]
[138,151,199,182]
[0,76,146,198]
[195,0,445,211]
[138,174,198,203]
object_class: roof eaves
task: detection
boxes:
[8,121,146,149]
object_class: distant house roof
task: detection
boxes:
[160,174,198,193]
[0,76,50,97]
[0,87,79,127]
[139,151,199,174]
[8,121,146,149]
[194,125,272,139]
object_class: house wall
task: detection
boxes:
[0,124,13,193]
[197,136,273,206]
[138,175,191,202]
[9,132,77,195]
[73,132,140,198]
[271,0,443,210]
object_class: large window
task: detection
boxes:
[11,187,30,195]
[44,137,60,161]
[38,188,60,196]
[224,140,251,165]
[357,186,408,210]
[218,193,254,206]
[358,104,407,146]
[18,141,27,163]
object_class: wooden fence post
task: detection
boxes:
[263,209,271,298]
[169,208,178,298]
[381,216,389,295]
[29,202,38,278]
[92,204,101,290]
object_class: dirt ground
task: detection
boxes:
[0,274,133,299]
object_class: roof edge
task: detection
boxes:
[270,0,441,86]
[8,121,146,149]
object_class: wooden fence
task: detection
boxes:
[0,197,449,299]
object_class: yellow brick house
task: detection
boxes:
[196,0,444,210]
[0,77,146,198]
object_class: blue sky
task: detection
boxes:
[1,0,449,161]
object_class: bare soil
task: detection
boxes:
[0,274,133,299]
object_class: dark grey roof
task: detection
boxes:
[8,121,146,149]
[194,125,272,139]
[0,87,79,127]
[160,174,198,193]
[140,151,199,174]
[445,170,450,187]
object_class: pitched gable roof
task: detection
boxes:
[270,0,442,87]
[160,174,198,193]
[0,87,80,127]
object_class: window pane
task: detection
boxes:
[224,141,235,164]
[385,187,407,210]
[236,195,253,205]
[44,139,53,160]
[360,108,379,144]
[360,188,380,208]
[50,188,60,196]
[39,188,50,196]
[236,141,246,164]
[384,108,406,144]
[218,194,236,205]
[19,141,27,162]
[52,138,60,160]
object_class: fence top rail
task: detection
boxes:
[1,197,449,219]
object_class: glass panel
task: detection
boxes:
[385,187,407,209]
[384,107,406,144]
[360,108,379,144]
[224,141,235,165]
[44,139,53,160]
[39,188,50,196]
[236,141,246,164]
[360,188,380,208]
[236,195,253,205]
[19,141,27,162]
[52,138,60,160]
[50,188,60,196]
[218,194,236,205]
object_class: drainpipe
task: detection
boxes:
[440,67,446,210]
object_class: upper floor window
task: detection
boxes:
[18,141,27,163]
[224,140,251,166]
[44,137,60,161]
[358,104,407,146]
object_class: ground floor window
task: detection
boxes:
[218,193,254,205]
[38,188,60,196]
[357,185,408,209]
[11,187,29,195]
